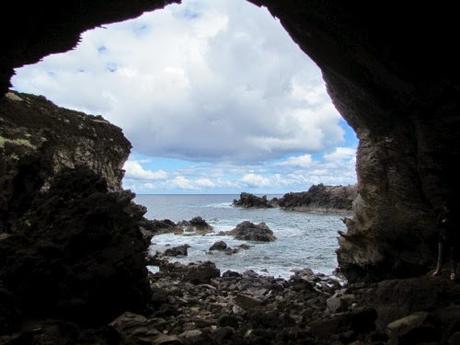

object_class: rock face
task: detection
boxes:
[278,184,357,211]
[227,221,276,242]
[233,193,274,208]
[0,167,150,330]
[246,1,460,282]
[0,91,131,233]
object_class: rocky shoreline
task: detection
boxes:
[1,93,459,344]
[233,184,357,212]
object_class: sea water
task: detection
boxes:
[136,194,348,279]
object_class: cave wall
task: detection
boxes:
[249,0,460,280]
[2,1,459,281]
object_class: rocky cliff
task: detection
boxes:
[0,91,131,232]
[0,93,150,333]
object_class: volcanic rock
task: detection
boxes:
[278,184,357,211]
[227,221,276,242]
[178,217,213,235]
[164,244,190,257]
[209,241,228,251]
[159,261,220,284]
[0,167,150,327]
[233,193,274,208]
[0,92,131,234]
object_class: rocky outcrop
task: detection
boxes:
[178,216,213,234]
[233,193,274,208]
[227,221,276,242]
[278,184,357,211]
[0,167,150,330]
[233,186,356,212]
[139,218,180,241]
[0,91,131,233]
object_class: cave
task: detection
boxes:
[1,1,459,343]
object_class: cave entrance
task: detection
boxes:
[10,0,357,278]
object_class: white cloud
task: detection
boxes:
[172,176,196,189]
[124,160,168,180]
[241,173,270,187]
[194,178,216,188]
[324,147,356,163]
[279,154,313,168]
[12,0,344,163]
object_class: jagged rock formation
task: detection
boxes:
[278,184,357,211]
[245,1,460,281]
[233,185,356,211]
[233,193,274,208]
[0,167,150,331]
[0,91,131,233]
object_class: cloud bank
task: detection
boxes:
[13,0,346,164]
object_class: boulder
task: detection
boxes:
[159,261,220,284]
[209,241,228,251]
[227,221,276,242]
[178,217,213,234]
[164,244,190,257]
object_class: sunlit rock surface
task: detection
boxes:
[0,91,131,232]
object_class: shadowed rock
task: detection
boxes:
[0,167,150,329]
[209,241,228,251]
[164,244,190,257]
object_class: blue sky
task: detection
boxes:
[12,0,357,194]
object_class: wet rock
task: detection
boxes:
[227,221,276,242]
[164,244,190,257]
[233,193,274,208]
[178,217,213,235]
[209,241,228,251]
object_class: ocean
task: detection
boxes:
[135,194,348,279]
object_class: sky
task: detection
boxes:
[12,0,358,194]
